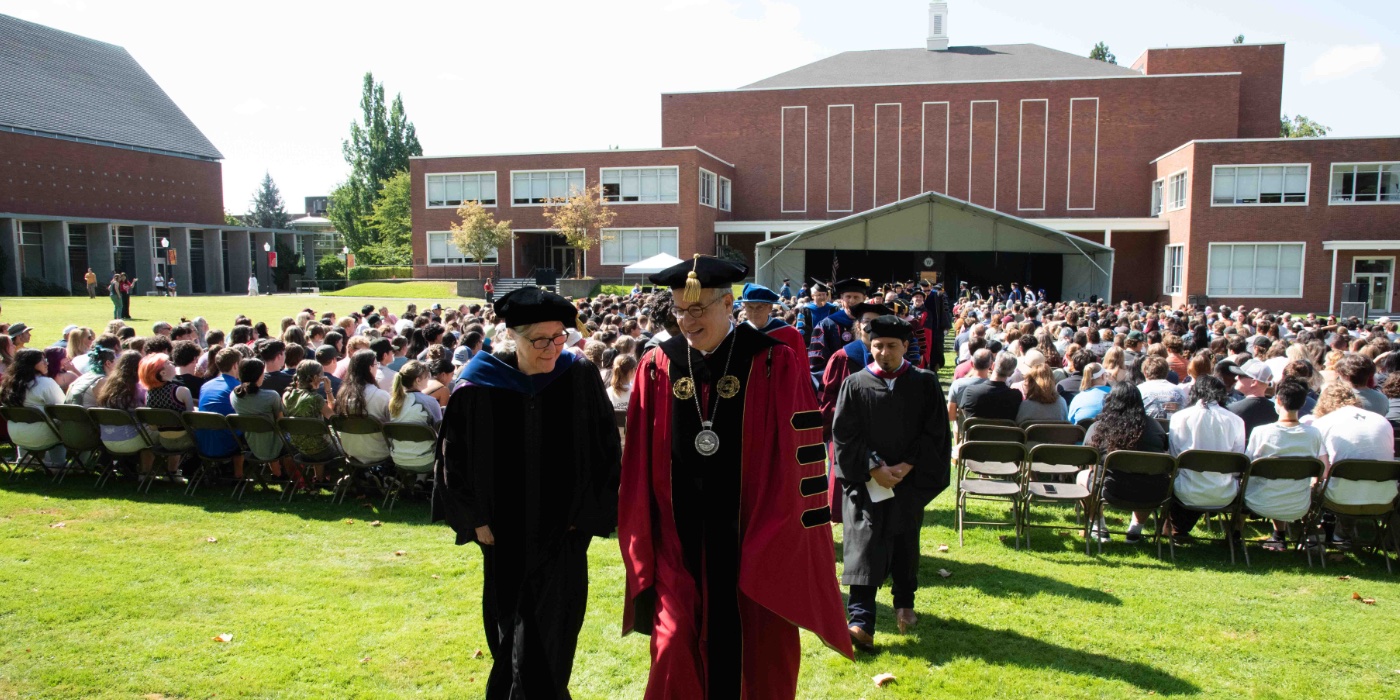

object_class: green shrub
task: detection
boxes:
[316,255,345,280]
[22,277,71,296]
[347,265,413,281]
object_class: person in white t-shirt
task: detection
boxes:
[1167,376,1247,539]
[333,350,392,462]
[0,348,68,467]
[1307,383,1398,545]
[1244,380,1325,551]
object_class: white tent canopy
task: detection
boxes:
[753,191,1114,302]
[623,252,685,276]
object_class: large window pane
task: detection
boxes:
[1213,170,1235,204]
[1229,245,1255,295]
[427,178,445,207]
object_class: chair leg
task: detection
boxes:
[957,491,965,547]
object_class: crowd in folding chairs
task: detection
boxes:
[947,293,1400,570]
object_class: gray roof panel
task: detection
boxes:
[741,44,1142,90]
[0,13,222,160]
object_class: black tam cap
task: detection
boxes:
[849,302,893,319]
[866,315,912,341]
[811,282,830,293]
[650,254,748,302]
[832,278,868,296]
[494,287,578,328]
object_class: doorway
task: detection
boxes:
[1353,257,1393,315]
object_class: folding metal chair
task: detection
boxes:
[1024,423,1086,449]
[956,440,1028,547]
[1020,444,1099,550]
[1075,417,1097,431]
[1312,459,1400,574]
[134,408,198,487]
[278,417,344,502]
[1018,419,1071,429]
[0,406,62,482]
[965,424,1025,444]
[382,421,439,511]
[225,414,291,501]
[87,408,161,493]
[45,404,110,487]
[1092,450,1177,560]
[179,411,241,497]
[1241,456,1325,567]
[1173,449,1252,564]
[330,415,393,505]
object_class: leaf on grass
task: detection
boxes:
[206,537,217,543]
[345,519,355,525]
[937,568,952,579]
[212,633,233,643]
[370,521,382,527]
[1362,598,1376,605]
[473,649,484,659]
[360,657,371,664]
[394,550,406,557]
[872,672,896,687]
[1337,575,1351,581]
[49,522,66,528]
[936,544,949,552]
[431,574,441,580]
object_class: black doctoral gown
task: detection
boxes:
[432,350,621,700]
[831,363,951,586]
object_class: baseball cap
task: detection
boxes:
[1127,330,1146,342]
[1239,359,1273,383]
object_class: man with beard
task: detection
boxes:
[832,315,951,651]
[619,255,853,698]
[432,286,621,699]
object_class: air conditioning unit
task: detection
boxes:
[1339,301,1368,320]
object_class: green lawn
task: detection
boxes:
[323,282,460,299]
[0,304,1398,698]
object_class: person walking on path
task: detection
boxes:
[84,269,97,298]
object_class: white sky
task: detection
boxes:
[4,0,1396,215]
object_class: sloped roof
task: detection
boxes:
[0,13,222,160]
[741,44,1141,90]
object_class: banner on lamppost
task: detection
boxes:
[166,249,177,265]
[347,253,356,268]
[268,251,278,268]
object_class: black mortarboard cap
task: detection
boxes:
[649,254,748,302]
[832,278,868,296]
[849,302,893,319]
[494,286,578,328]
[811,281,830,293]
[866,315,912,341]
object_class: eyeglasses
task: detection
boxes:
[523,332,569,350]
[670,296,728,319]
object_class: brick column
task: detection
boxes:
[226,229,252,294]
[0,218,19,296]
[201,229,224,294]
[40,220,70,293]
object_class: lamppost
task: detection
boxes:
[263,242,272,294]
[342,246,350,286]
[160,237,170,297]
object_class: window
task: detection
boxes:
[1207,243,1304,297]
[111,226,135,249]
[718,176,732,211]
[427,172,497,207]
[67,224,86,248]
[699,168,717,208]
[601,228,679,265]
[426,231,497,265]
[1330,162,1400,204]
[20,221,43,277]
[1212,165,1309,205]
[599,167,678,203]
[1163,244,1183,295]
[1166,170,1188,211]
[1150,179,1164,216]
[512,170,584,206]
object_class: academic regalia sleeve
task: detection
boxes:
[905,372,953,497]
[431,388,492,545]
[738,344,855,660]
[831,375,872,484]
[572,358,623,537]
[818,350,849,441]
[618,347,662,635]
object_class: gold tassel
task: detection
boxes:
[576,318,591,339]
[682,253,703,302]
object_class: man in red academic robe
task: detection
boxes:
[620,255,853,699]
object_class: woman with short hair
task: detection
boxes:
[66,346,117,408]
[138,353,193,478]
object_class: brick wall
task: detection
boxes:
[0,130,225,224]
[1134,44,1284,139]
[661,72,1243,222]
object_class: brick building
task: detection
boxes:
[411,2,1399,313]
[0,13,309,295]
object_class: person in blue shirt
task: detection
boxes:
[196,347,245,478]
[779,278,794,299]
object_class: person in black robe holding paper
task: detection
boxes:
[832,315,951,651]
[432,286,621,700]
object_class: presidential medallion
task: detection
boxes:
[695,421,720,456]
[672,377,696,400]
[716,375,741,399]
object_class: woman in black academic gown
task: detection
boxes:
[433,286,621,700]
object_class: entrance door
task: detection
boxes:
[1353,257,1394,315]
[549,239,577,278]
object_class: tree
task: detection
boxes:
[1233,34,1245,44]
[542,184,616,279]
[223,211,243,226]
[271,239,304,290]
[1280,114,1332,138]
[247,172,290,229]
[450,201,515,280]
[330,72,422,264]
[363,170,413,265]
[1089,42,1116,65]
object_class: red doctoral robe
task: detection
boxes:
[619,324,853,699]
